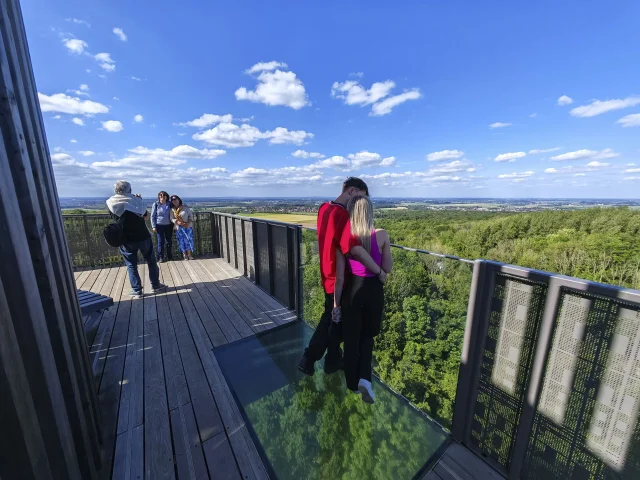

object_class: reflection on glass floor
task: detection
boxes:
[215,321,450,480]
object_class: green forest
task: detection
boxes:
[301,207,640,429]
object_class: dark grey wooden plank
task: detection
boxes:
[143,315,174,480]
[202,433,242,480]
[170,402,209,480]
[112,424,144,480]
[434,462,462,480]
[187,260,254,339]
[423,470,444,480]
[444,444,504,480]
[437,454,476,480]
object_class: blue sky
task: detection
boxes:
[22,0,640,198]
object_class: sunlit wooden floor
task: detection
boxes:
[75,257,295,480]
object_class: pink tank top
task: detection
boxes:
[349,230,382,277]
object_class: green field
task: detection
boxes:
[242,212,317,227]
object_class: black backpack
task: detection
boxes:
[103,214,126,247]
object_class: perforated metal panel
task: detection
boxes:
[470,274,546,468]
[524,292,640,479]
[271,225,290,307]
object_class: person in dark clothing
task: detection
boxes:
[106,180,167,298]
[151,191,173,262]
[297,177,386,376]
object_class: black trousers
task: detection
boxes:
[342,276,384,391]
[304,292,342,365]
[155,224,173,260]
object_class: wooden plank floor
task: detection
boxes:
[422,443,505,480]
[74,257,296,480]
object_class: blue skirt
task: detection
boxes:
[176,226,194,253]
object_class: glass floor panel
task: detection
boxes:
[215,321,450,480]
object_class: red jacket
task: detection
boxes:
[317,201,349,294]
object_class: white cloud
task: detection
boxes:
[72,117,84,126]
[192,122,313,148]
[347,151,395,168]
[570,97,640,118]
[616,113,640,128]
[586,161,610,167]
[129,145,226,160]
[134,114,144,123]
[332,79,420,116]
[129,76,142,81]
[66,18,91,27]
[292,149,325,159]
[625,168,640,173]
[70,139,77,143]
[332,80,395,106]
[63,38,88,54]
[51,153,88,168]
[545,168,558,174]
[94,52,115,72]
[529,113,537,118]
[380,156,396,167]
[80,84,89,91]
[551,148,619,161]
[52,115,61,119]
[428,160,474,174]
[557,95,573,106]
[529,147,561,154]
[113,97,120,101]
[312,156,351,170]
[371,90,421,116]
[113,27,127,41]
[426,150,465,162]
[38,92,109,115]
[101,120,123,132]
[498,171,534,179]
[245,61,288,74]
[495,151,526,162]
[177,113,233,128]
[236,65,309,109]
[78,150,95,156]
[489,122,511,129]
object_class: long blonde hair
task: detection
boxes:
[347,195,374,253]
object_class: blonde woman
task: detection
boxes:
[336,195,392,404]
[170,195,195,260]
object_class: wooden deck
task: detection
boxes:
[423,442,504,480]
[74,257,296,480]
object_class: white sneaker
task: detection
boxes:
[358,379,375,404]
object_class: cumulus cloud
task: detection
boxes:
[70,139,77,143]
[129,145,226,160]
[72,117,84,126]
[236,63,309,109]
[498,171,534,179]
[176,113,233,128]
[428,160,474,174]
[134,114,143,123]
[78,150,95,156]
[529,147,561,154]
[348,151,396,168]
[113,27,127,41]
[545,168,558,174]
[557,95,573,106]
[331,79,420,116]
[371,90,421,116]
[66,18,91,27]
[94,52,116,72]
[570,97,640,117]
[616,113,640,128]
[625,168,640,173]
[489,122,511,129]
[63,38,88,54]
[101,120,123,132]
[292,149,325,159]
[426,150,464,162]
[192,122,313,148]
[38,92,109,115]
[312,156,351,170]
[550,148,618,161]
[586,161,610,167]
[494,151,526,162]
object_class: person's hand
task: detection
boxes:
[377,269,387,284]
[332,306,342,323]
[135,193,142,198]
[152,228,156,233]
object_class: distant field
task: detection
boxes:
[242,212,317,228]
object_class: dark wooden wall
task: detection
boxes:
[0,0,102,478]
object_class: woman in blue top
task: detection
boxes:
[151,191,173,263]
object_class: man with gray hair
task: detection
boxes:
[106,180,166,298]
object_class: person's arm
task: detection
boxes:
[151,202,157,230]
[170,208,177,224]
[334,249,345,309]
[379,229,393,274]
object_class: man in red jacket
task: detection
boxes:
[298,177,385,375]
